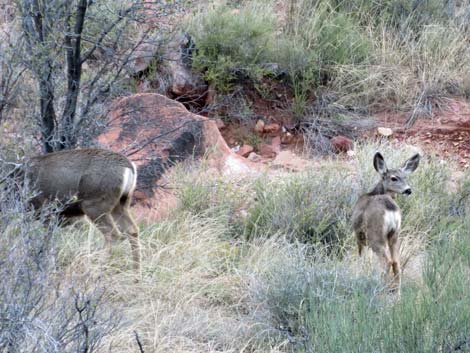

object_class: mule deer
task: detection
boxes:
[352,152,420,291]
[26,148,141,272]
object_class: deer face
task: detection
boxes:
[373,152,421,195]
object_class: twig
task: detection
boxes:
[0,163,22,185]
[134,330,145,353]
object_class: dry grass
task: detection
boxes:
[3,142,469,352]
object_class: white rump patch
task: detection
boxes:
[384,210,401,234]
[122,167,137,195]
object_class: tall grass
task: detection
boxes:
[2,142,468,352]
[303,221,470,353]
[0,179,121,352]
[187,0,470,118]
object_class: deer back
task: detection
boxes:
[27,149,136,207]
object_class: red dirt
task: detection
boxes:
[374,98,470,168]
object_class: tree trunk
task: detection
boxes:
[39,78,57,153]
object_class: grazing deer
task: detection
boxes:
[352,152,420,291]
[26,148,141,272]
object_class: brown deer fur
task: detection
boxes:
[27,148,141,272]
[352,152,420,292]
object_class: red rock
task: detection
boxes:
[236,144,254,157]
[255,120,265,133]
[247,152,262,162]
[257,143,277,158]
[331,135,353,153]
[271,136,281,153]
[98,93,259,221]
[128,34,207,99]
[215,118,226,130]
[264,123,280,133]
[272,151,310,171]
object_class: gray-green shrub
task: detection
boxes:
[187,2,277,91]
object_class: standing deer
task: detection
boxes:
[352,152,420,291]
[26,148,141,272]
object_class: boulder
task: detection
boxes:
[237,144,254,158]
[331,135,353,153]
[263,123,281,133]
[247,152,262,162]
[271,136,281,153]
[128,33,206,99]
[215,118,226,130]
[377,127,393,137]
[165,34,207,98]
[272,150,310,172]
[98,93,258,220]
[257,143,277,158]
[255,119,265,133]
[128,42,160,76]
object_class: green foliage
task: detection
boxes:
[331,0,452,29]
[187,2,278,91]
[279,1,372,117]
[187,0,470,120]
[173,162,246,231]
[244,166,356,247]
[303,223,470,353]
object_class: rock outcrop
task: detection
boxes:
[98,93,258,220]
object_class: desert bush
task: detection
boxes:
[188,0,470,121]
[238,160,470,352]
[173,143,461,252]
[331,0,470,31]
[280,1,373,117]
[172,162,247,228]
[239,238,384,351]
[303,220,470,353]
[187,1,277,91]
[245,165,356,247]
[0,179,121,352]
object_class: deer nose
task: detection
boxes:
[403,188,412,195]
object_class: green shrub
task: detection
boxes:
[187,2,277,91]
[172,161,247,232]
[244,165,357,247]
[304,222,470,353]
[186,0,470,118]
[278,1,372,116]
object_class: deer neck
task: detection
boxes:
[367,181,396,198]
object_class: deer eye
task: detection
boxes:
[390,176,398,182]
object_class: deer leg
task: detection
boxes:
[81,200,124,257]
[356,231,366,256]
[112,204,141,273]
[388,233,401,293]
[370,242,393,279]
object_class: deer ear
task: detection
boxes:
[373,152,388,175]
[402,153,420,175]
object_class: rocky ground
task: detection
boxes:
[96,83,469,222]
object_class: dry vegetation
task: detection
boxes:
[1,1,470,352]
[2,143,470,352]
[187,0,470,122]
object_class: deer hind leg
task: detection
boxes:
[81,199,124,257]
[356,231,366,256]
[370,241,393,281]
[112,203,141,273]
[388,233,401,292]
